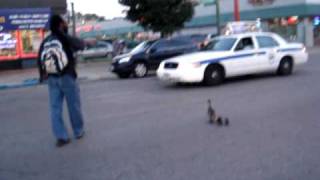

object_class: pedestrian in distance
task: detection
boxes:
[37,14,86,148]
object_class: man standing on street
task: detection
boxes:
[37,15,85,147]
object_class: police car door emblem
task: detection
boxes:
[268,53,275,64]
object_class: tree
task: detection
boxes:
[75,12,106,22]
[119,0,196,37]
[98,16,106,22]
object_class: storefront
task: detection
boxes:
[79,0,320,47]
[187,0,320,47]
[312,16,320,45]
[0,8,50,64]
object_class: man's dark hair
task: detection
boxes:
[49,15,65,33]
[48,14,72,62]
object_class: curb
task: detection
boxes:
[0,75,112,91]
[0,78,40,90]
[307,47,320,54]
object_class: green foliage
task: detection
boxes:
[119,0,195,36]
[76,12,105,22]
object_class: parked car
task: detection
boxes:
[157,32,308,86]
[78,41,113,59]
[110,38,198,78]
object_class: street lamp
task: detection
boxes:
[71,2,76,36]
[201,0,240,33]
[215,0,220,35]
[201,0,221,35]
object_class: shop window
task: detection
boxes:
[0,31,18,60]
[21,30,42,55]
[268,18,298,42]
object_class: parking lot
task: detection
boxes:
[0,52,320,180]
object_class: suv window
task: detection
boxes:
[170,40,186,47]
[151,39,193,52]
[152,40,169,51]
[169,39,193,48]
[235,37,254,51]
[256,36,279,48]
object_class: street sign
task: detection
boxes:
[0,8,51,32]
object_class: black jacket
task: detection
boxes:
[37,32,85,81]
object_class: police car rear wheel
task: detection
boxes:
[278,58,293,76]
[203,65,224,86]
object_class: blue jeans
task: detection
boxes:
[48,74,84,140]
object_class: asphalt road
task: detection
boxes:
[0,52,320,180]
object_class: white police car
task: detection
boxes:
[157,32,308,86]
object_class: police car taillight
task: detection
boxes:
[302,46,306,53]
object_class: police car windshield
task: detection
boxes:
[130,41,155,54]
[204,38,237,51]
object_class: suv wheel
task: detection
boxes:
[133,62,148,78]
[203,65,225,86]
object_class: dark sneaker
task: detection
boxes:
[56,139,71,148]
[76,131,85,140]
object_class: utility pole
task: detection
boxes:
[201,0,220,35]
[71,2,76,36]
[215,0,221,35]
[234,0,240,21]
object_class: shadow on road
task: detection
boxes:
[162,71,308,90]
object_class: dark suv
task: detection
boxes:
[110,38,198,78]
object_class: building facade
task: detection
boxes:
[0,0,66,14]
[79,0,320,47]
[0,0,66,68]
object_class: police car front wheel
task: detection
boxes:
[277,57,293,76]
[203,65,225,86]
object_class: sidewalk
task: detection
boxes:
[307,47,320,54]
[0,61,116,90]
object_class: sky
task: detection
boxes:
[67,0,127,19]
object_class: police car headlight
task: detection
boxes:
[119,56,131,64]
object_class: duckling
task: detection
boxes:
[225,118,230,126]
[207,99,216,124]
[207,99,230,126]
